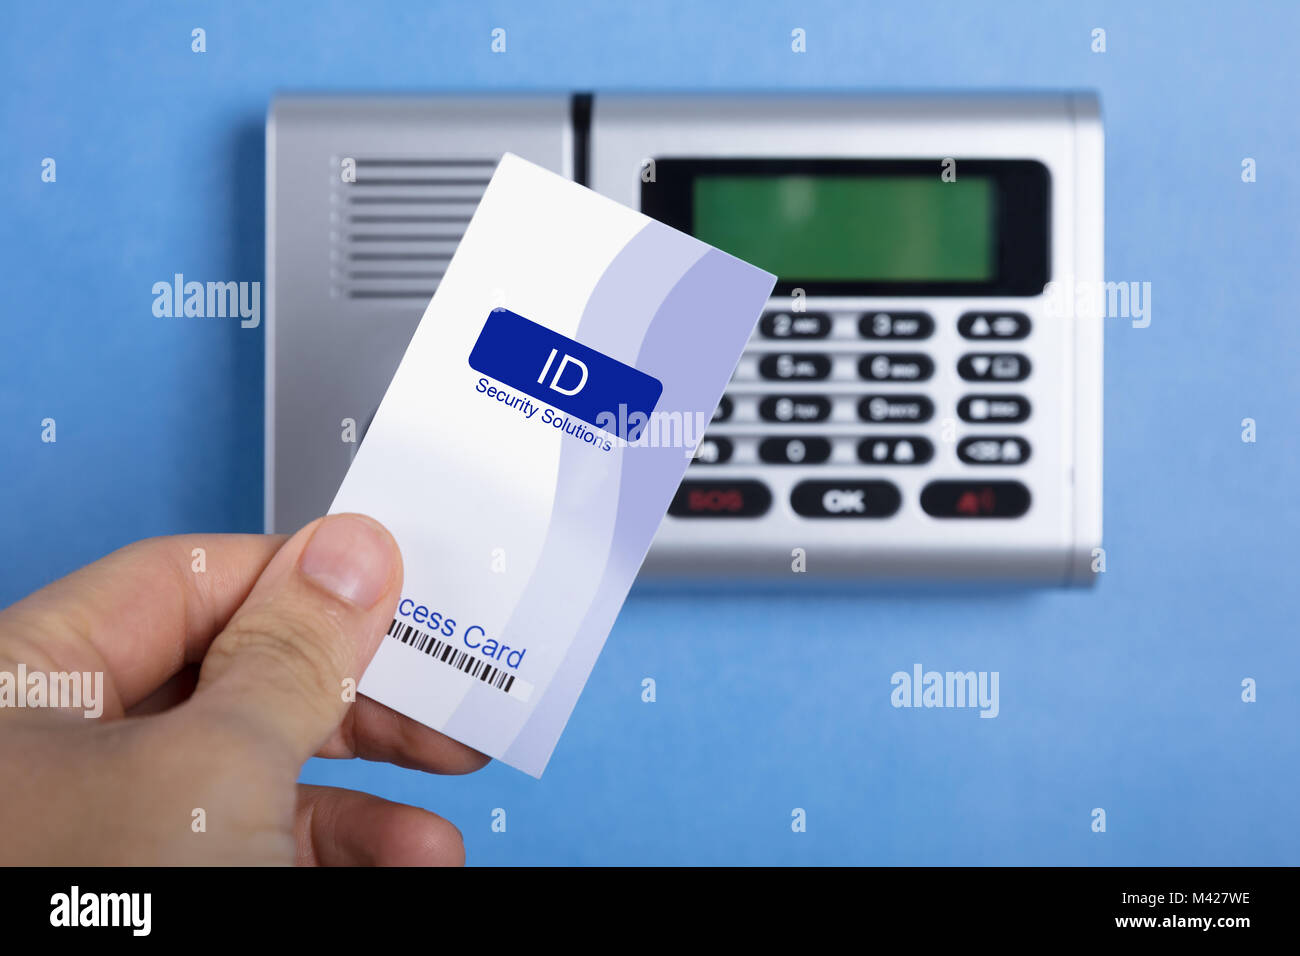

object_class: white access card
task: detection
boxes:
[329,153,775,776]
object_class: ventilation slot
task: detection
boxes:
[332,157,496,304]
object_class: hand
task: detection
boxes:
[0,514,488,865]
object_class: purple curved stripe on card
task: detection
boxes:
[504,247,772,775]
[439,221,708,760]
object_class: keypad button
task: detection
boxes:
[758,352,833,381]
[758,436,831,465]
[759,311,832,339]
[958,311,1031,340]
[691,437,734,465]
[857,436,934,466]
[758,394,832,423]
[958,353,1031,382]
[859,311,934,340]
[957,436,1031,465]
[958,395,1031,424]
[711,395,734,423]
[920,480,1031,518]
[669,480,772,518]
[858,394,935,424]
[791,480,902,518]
[859,352,934,383]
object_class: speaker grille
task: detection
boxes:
[331,157,495,304]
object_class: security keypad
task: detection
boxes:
[690,308,1036,522]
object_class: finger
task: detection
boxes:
[191,513,402,767]
[131,662,493,776]
[0,534,286,716]
[294,784,465,866]
[126,663,201,716]
[317,695,491,775]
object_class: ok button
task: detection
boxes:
[790,480,901,518]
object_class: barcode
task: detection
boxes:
[386,619,533,701]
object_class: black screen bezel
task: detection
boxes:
[640,158,1051,297]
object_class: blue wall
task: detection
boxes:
[2,0,1297,864]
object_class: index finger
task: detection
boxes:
[0,533,286,716]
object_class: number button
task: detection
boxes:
[759,311,832,339]
[859,311,934,340]
[859,394,935,424]
[758,353,833,381]
[758,437,832,465]
[691,437,734,465]
[758,395,832,423]
[859,352,934,382]
[958,353,1031,382]
[711,395,734,423]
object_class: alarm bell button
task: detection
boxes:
[920,480,1031,518]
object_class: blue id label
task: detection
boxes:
[467,308,663,441]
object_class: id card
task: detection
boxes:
[329,153,775,776]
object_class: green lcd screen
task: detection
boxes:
[691,175,995,282]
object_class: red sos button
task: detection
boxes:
[669,480,772,518]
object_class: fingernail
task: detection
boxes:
[299,514,397,608]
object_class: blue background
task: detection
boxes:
[2,1,1297,865]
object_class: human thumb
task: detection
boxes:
[191,513,402,766]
